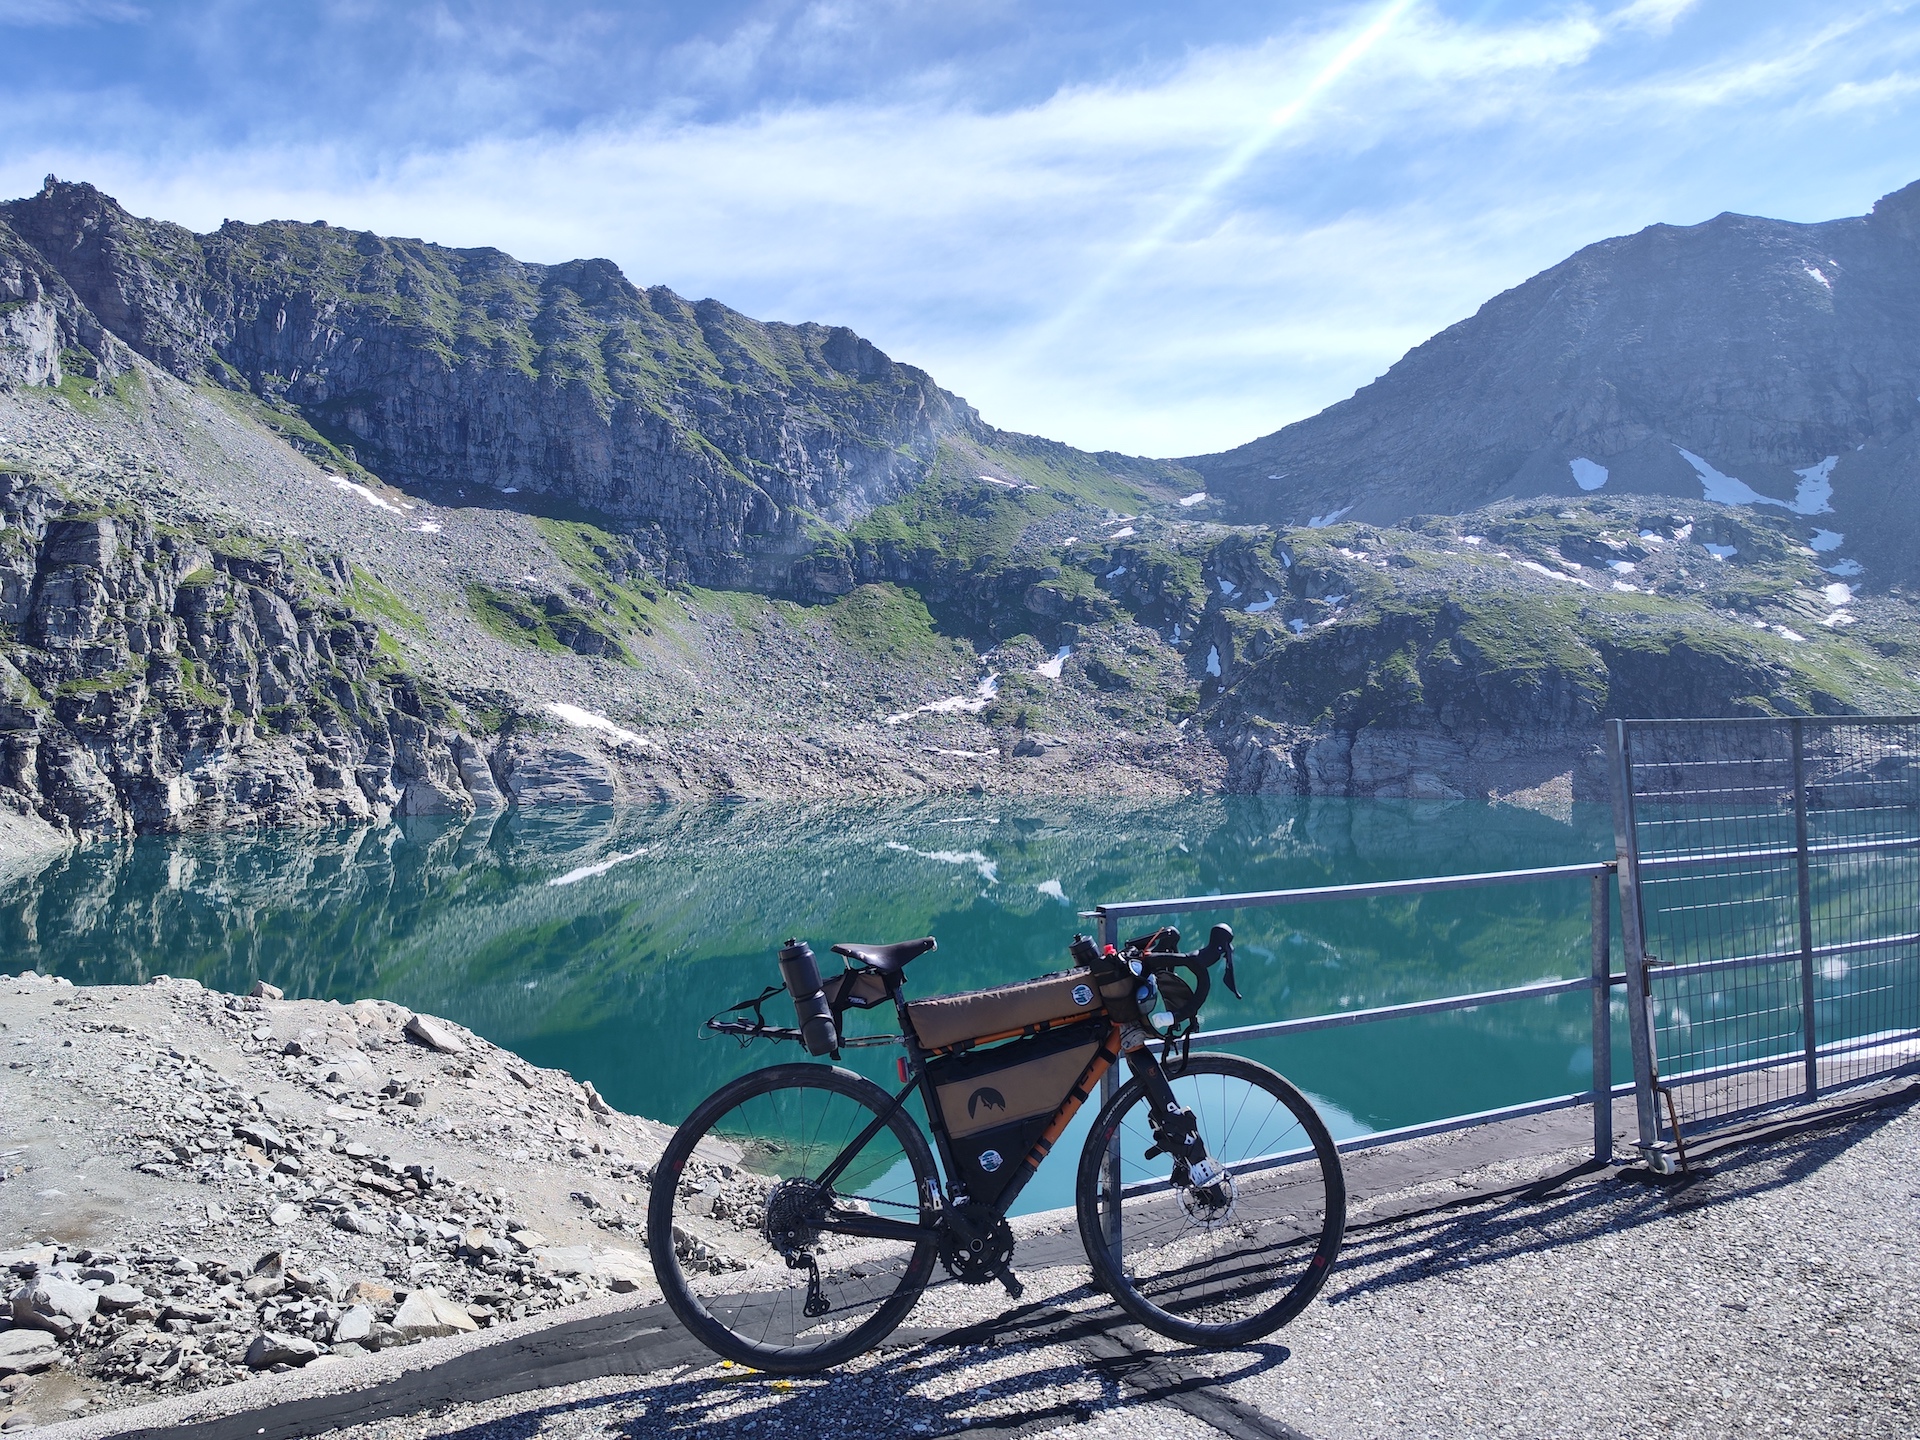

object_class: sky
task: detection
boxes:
[3,1,1918,458]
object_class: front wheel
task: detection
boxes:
[1075,1051,1345,1346]
[646,1063,939,1373]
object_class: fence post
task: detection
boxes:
[1098,909,1123,1267]
[1608,720,1664,1162]
[1590,870,1613,1165]
[1792,719,1820,1099]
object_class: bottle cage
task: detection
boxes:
[706,965,892,1048]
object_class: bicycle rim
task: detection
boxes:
[646,1063,938,1372]
[1076,1052,1345,1346]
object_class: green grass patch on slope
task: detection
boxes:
[824,583,972,668]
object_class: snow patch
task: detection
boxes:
[1460,535,1484,546]
[1216,578,1238,598]
[1810,529,1844,552]
[1035,646,1071,679]
[1611,581,1640,593]
[1307,506,1353,529]
[1037,878,1069,903]
[416,520,442,534]
[1245,591,1279,614]
[1702,543,1737,559]
[1288,618,1308,634]
[1803,265,1832,291]
[1825,558,1863,577]
[1105,566,1127,580]
[1772,625,1807,643]
[1108,526,1135,539]
[502,487,520,495]
[549,849,648,887]
[884,842,997,884]
[1675,446,1835,516]
[883,673,1000,725]
[1177,491,1208,507]
[1608,560,1637,573]
[1823,583,1855,606]
[327,475,405,516]
[542,702,651,750]
[1791,455,1838,514]
[1569,458,1608,491]
[1520,560,1591,588]
[1205,646,1222,678]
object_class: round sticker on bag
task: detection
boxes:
[1072,984,1093,1006]
[979,1149,1003,1172]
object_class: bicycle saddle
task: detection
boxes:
[830,937,936,972]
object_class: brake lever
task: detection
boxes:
[1205,923,1240,999]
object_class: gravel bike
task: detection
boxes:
[645,924,1345,1373]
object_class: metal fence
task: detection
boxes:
[1610,716,1920,1166]
[1092,863,1627,1167]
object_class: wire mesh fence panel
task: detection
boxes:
[1617,718,1920,1138]
[1802,721,1920,1091]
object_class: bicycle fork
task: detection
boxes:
[1126,1044,1226,1194]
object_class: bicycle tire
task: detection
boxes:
[646,1062,939,1373]
[1075,1051,1345,1346]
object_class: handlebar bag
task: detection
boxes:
[924,1018,1105,1206]
[906,968,1102,1051]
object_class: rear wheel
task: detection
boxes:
[646,1063,938,1373]
[1076,1052,1345,1346]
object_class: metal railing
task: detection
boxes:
[1092,861,1625,1167]
[1609,716,1920,1165]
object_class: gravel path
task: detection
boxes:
[49,1083,1904,1440]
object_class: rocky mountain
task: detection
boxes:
[3,178,1919,861]
[1,177,1186,591]
[1188,180,1920,592]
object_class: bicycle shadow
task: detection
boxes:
[407,1280,1296,1439]
[1326,1084,1917,1305]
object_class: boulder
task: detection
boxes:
[0,1328,60,1376]
[391,1288,477,1339]
[94,1283,145,1312]
[250,980,285,1000]
[245,1331,321,1369]
[268,1202,301,1227]
[331,1304,375,1345]
[404,1013,468,1055]
[10,1275,97,1337]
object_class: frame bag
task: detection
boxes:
[924,1019,1103,1206]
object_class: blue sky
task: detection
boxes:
[3,0,1918,457]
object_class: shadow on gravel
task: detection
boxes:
[397,1288,1299,1440]
[1329,1085,1919,1305]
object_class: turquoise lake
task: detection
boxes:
[0,798,1624,1214]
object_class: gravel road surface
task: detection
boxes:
[25,1080,1913,1440]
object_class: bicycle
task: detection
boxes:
[645,923,1346,1373]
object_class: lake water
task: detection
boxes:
[0,797,1623,1215]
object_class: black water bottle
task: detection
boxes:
[779,938,839,1058]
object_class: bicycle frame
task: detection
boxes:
[810,970,1144,1244]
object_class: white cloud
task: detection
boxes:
[2,1,1916,456]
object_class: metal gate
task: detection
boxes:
[1609,717,1920,1166]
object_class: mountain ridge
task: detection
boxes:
[1185,179,1920,590]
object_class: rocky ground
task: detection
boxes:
[0,970,683,1429]
[20,1083,1914,1440]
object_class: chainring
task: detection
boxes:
[937,1203,1017,1284]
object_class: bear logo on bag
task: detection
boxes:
[967,1086,1007,1120]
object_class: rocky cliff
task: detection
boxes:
[0,467,501,840]
[4,177,1920,857]
[1188,180,1920,591]
[0,178,1186,591]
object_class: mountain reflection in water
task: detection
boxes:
[0,798,1621,1212]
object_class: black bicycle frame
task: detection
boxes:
[812,970,1139,1242]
